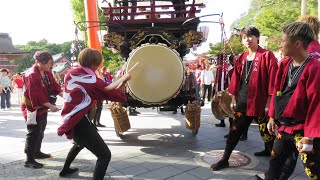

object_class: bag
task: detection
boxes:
[26,109,37,125]
[2,87,12,93]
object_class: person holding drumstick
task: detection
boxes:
[58,48,131,179]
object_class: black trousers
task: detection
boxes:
[0,91,11,109]
[222,112,275,160]
[202,84,212,102]
[64,117,111,180]
[25,112,48,157]
[94,100,103,125]
[265,131,320,180]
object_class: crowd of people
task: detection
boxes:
[1,14,320,180]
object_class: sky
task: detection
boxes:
[0,0,250,53]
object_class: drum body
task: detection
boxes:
[220,90,235,118]
[126,43,184,105]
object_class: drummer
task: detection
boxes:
[210,26,278,171]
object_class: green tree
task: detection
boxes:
[207,34,245,56]
[230,0,318,51]
[70,0,123,71]
[13,39,86,72]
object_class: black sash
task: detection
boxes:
[274,95,304,126]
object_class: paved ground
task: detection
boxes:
[0,92,309,179]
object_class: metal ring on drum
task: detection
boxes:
[126,43,185,105]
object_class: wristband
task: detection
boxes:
[297,142,313,152]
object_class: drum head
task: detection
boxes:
[126,43,184,104]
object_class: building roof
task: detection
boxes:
[53,53,71,64]
[52,62,71,73]
[0,33,27,55]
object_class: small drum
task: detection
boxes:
[126,43,185,105]
[220,90,235,118]
[211,92,226,120]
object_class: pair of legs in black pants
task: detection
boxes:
[25,112,50,168]
[219,118,248,141]
[94,100,105,127]
[265,131,320,180]
[210,112,275,171]
[202,84,212,102]
[60,117,111,180]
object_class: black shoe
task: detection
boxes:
[215,123,226,127]
[240,135,248,141]
[172,111,177,114]
[254,150,271,157]
[131,109,140,114]
[34,152,52,159]
[96,123,106,127]
[59,167,79,177]
[129,112,137,116]
[24,160,43,169]
[210,160,229,171]
[224,134,229,138]
[181,111,185,115]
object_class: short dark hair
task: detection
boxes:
[78,48,102,68]
[1,68,8,73]
[102,66,107,71]
[217,53,224,60]
[34,51,53,64]
[282,22,315,49]
[240,26,260,39]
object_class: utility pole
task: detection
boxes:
[301,0,307,16]
[318,0,320,19]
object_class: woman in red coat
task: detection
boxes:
[22,51,62,169]
[58,48,130,179]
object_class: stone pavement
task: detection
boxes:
[0,92,309,179]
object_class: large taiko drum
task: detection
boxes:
[126,43,185,105]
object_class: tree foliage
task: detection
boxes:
[13,39,85,72]
[230,0,318,51]
[207,34,246,56]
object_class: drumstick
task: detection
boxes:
[126,62,140,74]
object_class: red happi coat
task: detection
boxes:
[57,66,125,139]
[308,40,320,55]
[21,65,62,120]
[268,57,320,137]
[228,46,278,117]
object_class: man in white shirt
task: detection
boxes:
[201,63,214,102]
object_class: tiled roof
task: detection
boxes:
[53,53,71,63]
[52,62,71,73]
[0,33,27,55]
